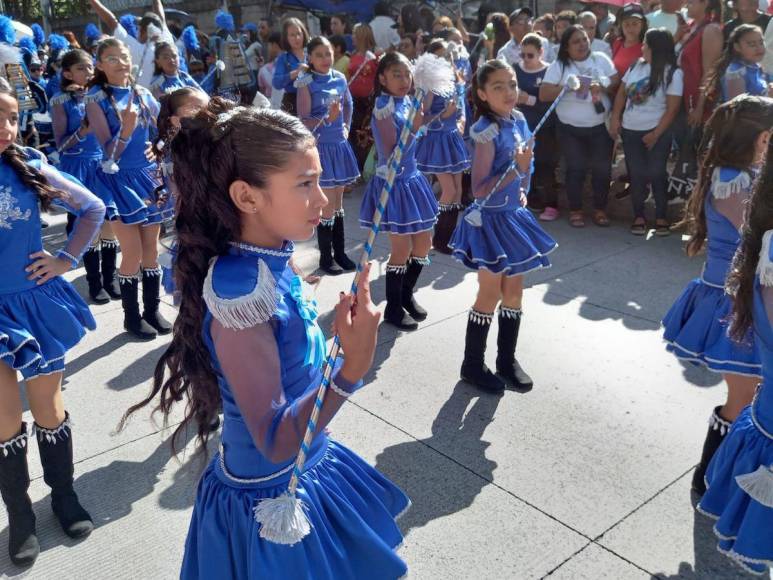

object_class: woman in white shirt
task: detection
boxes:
[610,29,683,236]
[540,25,619,227]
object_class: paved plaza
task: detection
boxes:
[0,193,763,580]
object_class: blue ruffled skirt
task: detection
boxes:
[699,397,773,575]
[449,206,557,276]
[359,171,438,235]
[416,129,471,174]
[58,155,101,192]
[662,280,762,376]
[181,439,409,580]
[0,278,95,381]
[319,141,360,188]
[92,164,164,225]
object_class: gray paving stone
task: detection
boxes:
[547,544,651,579]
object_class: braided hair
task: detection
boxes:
[0,78,66,211]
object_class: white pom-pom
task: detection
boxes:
[565,74,581,91]
[0,45,22,67]
[216,60,226,71]
[413,53,455,97]
[253,493,312,545]
[101,159,120,175]
[736,465,773,507]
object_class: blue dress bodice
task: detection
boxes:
[203,243,330,480]
[372,95,419,178]
[303,70,350,144]
[702,168,750,287]
[721,60,768,103]
[425,93,460,132]
[470,113,532,212]
[85,85,159,170]
[52,92,101,159]
[150,71,201,96]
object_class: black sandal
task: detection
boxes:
[630,220,647,236]
[655,221,671,237]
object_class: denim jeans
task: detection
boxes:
[557,121,613,211]
[621,127,673,220]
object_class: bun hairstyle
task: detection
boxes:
[728,136,773,341]
[122,100,316,454]
[682,96,773,257]
[0,78,66,210]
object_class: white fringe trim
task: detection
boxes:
[0,429,27,457]
[735,465,773,507]
[293,73,313,88]
[470,121,499,144]
[50,93,71,106]
[469,309,493,325]
[711,167,752,200]
[119,271,140,284]
[319,216,335,227]
[100,238,119,249]
[203,257,277,330]
[83,90,107,104]
[142,266,162,277]
[32,414,72,444]
[498,306,522,319]
[334,209,345,218]
[385,264,407,275]
[709,407,732,436]
[409,256,430,266]
[374,96,395,120]
[757,230,773,287]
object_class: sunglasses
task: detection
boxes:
[29,67,42,72]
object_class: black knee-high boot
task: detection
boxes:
[692,406,731,495]
[496,307,533,390]
[100,239,121,300]
[461,310,505,392]
[432,204,459,255]
[34,414,93,539]
[317,220,342,275]
[82,246,110,304]
[0,424,39,566]
[141,267,172,334]
[402,256,428,321]
[120,272,157,340]
[332,210,356,271]
[384,264,418,330]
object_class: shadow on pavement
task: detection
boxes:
[373,381,502,536]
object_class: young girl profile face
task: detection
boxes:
[63,59,94,87]
[379,62,413,98]
[477,66,518,117]
[309,41,334,74]
[0,93,19,153]
[157,45,180,75]
[98,44,132,85]
[735,29,766,64]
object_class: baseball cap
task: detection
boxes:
[620,3,645,19]
[509,7,534,23]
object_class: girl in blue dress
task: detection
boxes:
[703,24,770,107]
[698,137,773,576]
[359,52,438,330]
[85,38,171,341]
[449,59,557,392]
[272,17,309,116]
[149,41,202,101]
[415,39,470,254]
[0,78,104,567]
[51,48,121,305]
[123,102,409,580]
[663,95,772,495]
[296,36,359,275]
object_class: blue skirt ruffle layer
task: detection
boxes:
[181,439,409,580]
[449,206,557,276]
[319,141,360,188]
[93,164,164,225]
[699,403,773,575]
[415,130,470,174]
[359,172,438,234]
[662,280,762,377]
[0,277,95,380]
[58,155,101,192]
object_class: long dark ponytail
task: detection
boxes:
[643,28,676,97]
[121,100,315,454]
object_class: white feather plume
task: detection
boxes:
[413,53,455,97]
[0,44,22,67]
[565,74,581,91]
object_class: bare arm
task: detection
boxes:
[471,140,520,197]
[152,0,167,29]
[649,94,681,138]
[86,100,131,160]
[87,0,118,32]
[539,82,563,102]
[295,84,319,130]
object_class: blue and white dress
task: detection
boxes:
[663,168,762,376]
[449,113,557,276]
[415,88,470,175]
[85,84,171,225]
[0,148,104,380]
[359,95,438,234]
[721,60,768,103]
[149,70,202,100]
[50,90,102,195]
[295,70,360,188]
[699,230,773,575]
[181,242,409,579]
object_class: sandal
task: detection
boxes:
[630,219,647,236]
[569,211,585,228]
[592,210,610,227]
[655,220,671,237]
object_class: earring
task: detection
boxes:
[252,207,257,213]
